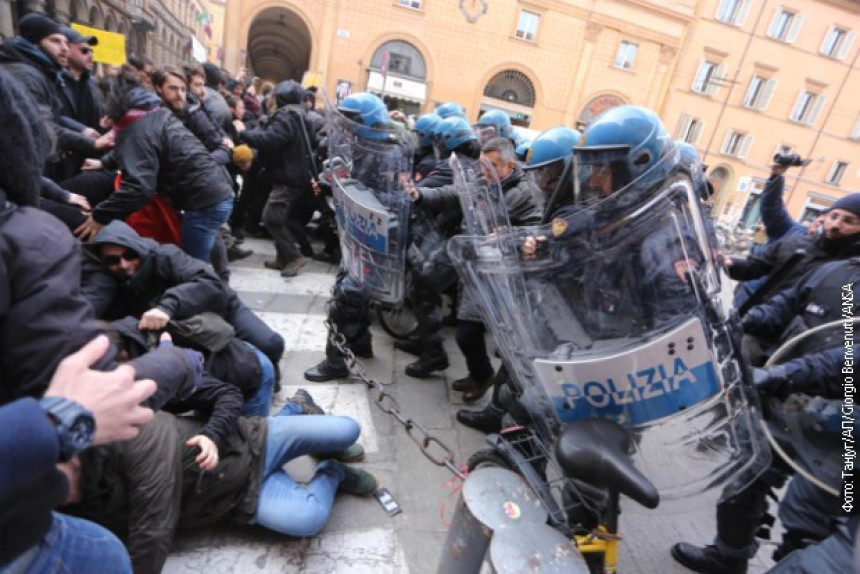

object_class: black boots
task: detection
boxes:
[456,404,503,434]
[670,543,748,574]
[405,348,449,378]
[304,358,349,382]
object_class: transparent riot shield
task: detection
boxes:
[450,153,512,237]
[448,173,770,500]
[763,321,857,496]
[323,97,413,306]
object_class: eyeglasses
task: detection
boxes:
[79,47,92,55]
[101,249,140,266]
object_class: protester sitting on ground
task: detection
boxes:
[66,390,375,574]
[81,220,285,381]
[109,316,275,417]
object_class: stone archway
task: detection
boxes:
[576,93,628,129]
[247,7,311,82]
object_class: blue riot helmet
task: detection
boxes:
[337,92,393,140]
[473,109,512,143]
[571,105,674,208]
[435,101,466,119]
[413,113,442,148]
[524,126,581,196]
[674,140,711,201]
[433,116,477,158]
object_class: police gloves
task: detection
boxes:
[752,365,792,401]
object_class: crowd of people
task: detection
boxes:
[0,9,856,574]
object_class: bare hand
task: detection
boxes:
[138,308,171,331]
[232,120,245,133]
[186,435,219,471]
[522,236,546,258]
[73,215,104,241]
[67,193,91,212]
[405,181,419,201]
[44,335,156,444]
[222,136,235,149]
[722,254,733,268]
[81,159,102,171]
[82,127,100,139]
[311,179,321,196]
[673,259,699,284]
[93,132,115,151]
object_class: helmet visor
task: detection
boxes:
[573,146,633,205]
[526,158,567,196]
[473,123,499,145]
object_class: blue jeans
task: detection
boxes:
[0,513,131,574]
[240,344,275,417]
[181,198,233,261]
[252,414,361,537]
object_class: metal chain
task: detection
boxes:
[325,319,466,480]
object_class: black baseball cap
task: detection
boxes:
[63,27,98,46]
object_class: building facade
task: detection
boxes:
[2,0,211,65]
[221,0,696,128]
[218,0,858,222]
[663,0,860,223]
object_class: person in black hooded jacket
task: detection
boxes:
[81,220,285,378]
[0,15,113,181]
[236,79,318,277]
[74,73,235,262]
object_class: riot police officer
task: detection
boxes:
[304,93,408,382]
[412,113,443,182]
[672,257,860,574]
[472,109,513,145]
[435,101,466,119]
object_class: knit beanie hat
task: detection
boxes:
[232,144,253,165]
[202,62,222,88]
[831,193,860,218]
[18,13,64,45]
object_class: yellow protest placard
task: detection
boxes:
[302,71,323,89]
[71,23,126,65]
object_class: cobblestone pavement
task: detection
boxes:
[163,237,779,574]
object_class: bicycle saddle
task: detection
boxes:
[555,418,659,509]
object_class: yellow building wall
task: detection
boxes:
[223,0,859,222]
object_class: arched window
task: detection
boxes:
[370,40,426,80]
[483,70,535,107]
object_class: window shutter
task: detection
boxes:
[790,91,805,121]
[742,76,757,107]
[692,60,707,92]
[820,25,836,54]
[715,0,729,20]
[720,131,733,155]
[691,120,704,145]
[759,79,777,111]
[736,0,753,27]
[739,134,753,159]
[767,10,780,38]
[708,63,727,96]
[786,14,804,44]
[676,114,692,139]
[808,94,826,125]
[837,30,855,60]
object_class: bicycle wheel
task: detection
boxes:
[377,305,419,340]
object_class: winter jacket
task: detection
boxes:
[0,39,95,160]
[760,174,807,242]
[0,398,68,564]
[744,258,860,361]
[91,108,234,224]
[203,86,233,133]
[71,412,266,574]
[180,93,231,166]
[82,220,233,321]
[730,232,860,314]
[418,164,543,228]
[237,105,317,190]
